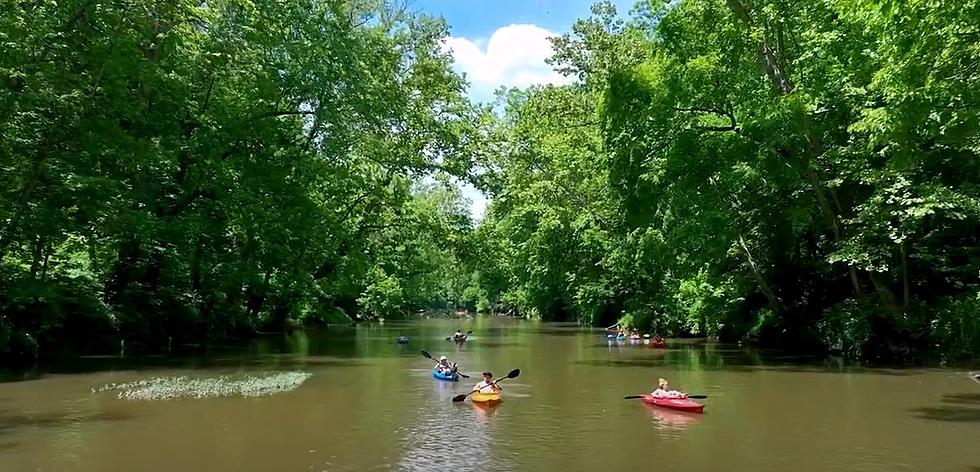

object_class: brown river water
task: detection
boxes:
[1,318,978,472]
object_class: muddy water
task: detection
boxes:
[1,319,978,472]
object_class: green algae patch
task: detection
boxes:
[93,371,312,400]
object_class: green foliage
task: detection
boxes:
[4,0,978,363]
[0,0,479,361]
[464,0,980,361]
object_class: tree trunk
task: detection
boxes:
[900,241,911,308]
[29,234,44,278]
[868,271,900,312]
[737,230,782,311]
[191,234,203,292]
[41,243,51,280]
[725,1,865,298]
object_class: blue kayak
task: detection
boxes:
[432,368,459,381]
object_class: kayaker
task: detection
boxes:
[435,355,452,373]
[651,378,686,398]
[474,371,502,393]
[452,329,465,341]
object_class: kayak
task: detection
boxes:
[395,336,409,344]
[450,336,467,343]
[471,391,501,404]
[642,395,704,413]
[432,369,459,381]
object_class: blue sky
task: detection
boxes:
[414,0,635,218]
[418,0,635,39]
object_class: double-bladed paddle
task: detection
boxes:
[452,368,520,403]
[421,350,470,378]
[624,394,707,399]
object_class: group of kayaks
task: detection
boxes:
[423,346,509,405]
[431,368,502,404]
[607,333,668,348]
[421,330,706,414]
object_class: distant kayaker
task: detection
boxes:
[651,378,686,398]
[452,329,465,342]
[474,371,502,393]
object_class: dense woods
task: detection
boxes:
[2,0,978,363]
[0,0,482,360]
[461,0,980,362]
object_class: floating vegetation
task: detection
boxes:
[93,371,312,401]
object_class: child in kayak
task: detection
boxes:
[474,372,502,393]
[651,378,686,398]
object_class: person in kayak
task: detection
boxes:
[474,371,502,393]
[435,355,453,373]
[452,329,465,342]
[651,378,686,398]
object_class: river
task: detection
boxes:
[1,318,978,471]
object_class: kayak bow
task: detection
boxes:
[642,395,704,413]
[471,391,502,404]
[432,369,459,381]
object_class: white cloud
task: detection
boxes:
[441,24,573,102]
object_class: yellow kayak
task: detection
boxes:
[471,391,501,403]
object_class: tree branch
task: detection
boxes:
[675,106,738,132]
[251,110,318,120]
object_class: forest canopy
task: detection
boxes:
[2,0,978,363]
[462,0,980,362]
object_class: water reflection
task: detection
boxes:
[398,396,509,472]
[471,401,499,422]
[645,405,702,436]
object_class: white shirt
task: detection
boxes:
[475,380,499,393]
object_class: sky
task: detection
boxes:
[414,0,635,219]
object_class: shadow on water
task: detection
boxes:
[580,360,920,376]
[467,341,527,349]
[910,406,980,423]
[0,408,134,437]
[911,393,980,423]
[940,393,980,404]
[577,346,923,376]
[1,355,365,385]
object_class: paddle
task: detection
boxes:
[624,394,707,400]
[452,368,520,403]
[420,350,470,378]
[445,330,473,341]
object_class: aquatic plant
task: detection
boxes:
[93,371,312,401]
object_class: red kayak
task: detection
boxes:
[642,395,704,413]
